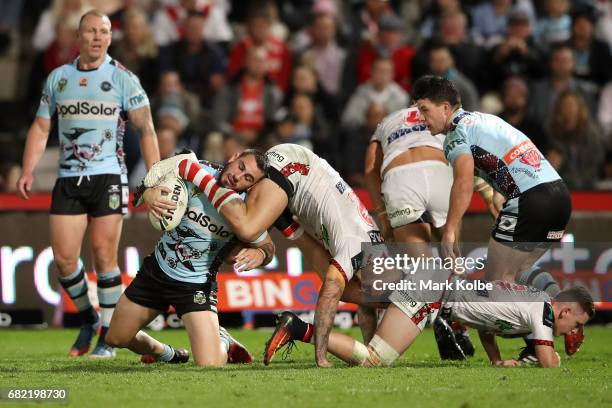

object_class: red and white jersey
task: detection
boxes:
[448,281,555,346]
[370,107,445,175]
[266,144,380,281]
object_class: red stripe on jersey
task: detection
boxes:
[330,259,348,285]
[178,159,187,177]
[207,182,219,202]
[213,190,236,209]
[533,339,554,347]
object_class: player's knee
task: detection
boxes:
[193,354,226,368]
[364,335,400,367]
[54,257,79,276]
[104,330,127,348]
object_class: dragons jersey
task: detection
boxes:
[155,163,240,284]
[446,280,554,345]
[370,107,445,175]
[36,55,149,178]
[443,109,560,199]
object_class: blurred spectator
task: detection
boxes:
[284,64,338,122]
[159,12,226,107]
[593,0,612,46]
[291,93,330,153]
[223,132,248,161]
[535,0,571,49]
[107,0,140,40]
[598,81,612,146]
[298,13,347,98]
[350,0,396,45]
[152,0,233,47]
[428,43,479,111]
[228,9,291,93]
[488,9,545,87]
[150,71,202,131]
[32,0,90,52]
[419,0,464,41]
[469,0,514,48]
[529,43,598,126]
[566,8,611,86]
[499,76,549,152]
[157,96,202,153]
[414,11,484,84]
[42,17,80,76]
[0,0,24,56]
[341,57,407,128]
[128,127,178,189]
[356,14,416,92]
[213,46,282,145]
[343,102,386,188]
[110,7,159,93]
[546,90,605,190]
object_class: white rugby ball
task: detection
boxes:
[148,176,188,231]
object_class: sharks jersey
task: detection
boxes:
[443,109,560,199]
[154,163,239,284]
[36,55,149,178]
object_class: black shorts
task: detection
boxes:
[492,180,572,251]
[50,174,128,217]
[124,255,218,318]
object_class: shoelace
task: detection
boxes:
[281,340,297,360]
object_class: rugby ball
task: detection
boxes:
[148,176,188,231]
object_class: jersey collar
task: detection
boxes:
[449,108,469,132]
[73,55,112,72]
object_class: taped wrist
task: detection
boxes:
[273,208,303,240]
[178,159,241,211]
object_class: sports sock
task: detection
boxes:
[58,262,97,325]
[290,316,314,343]
[97,267,123,328]
[518,267,560,297]
[219,328,231,353]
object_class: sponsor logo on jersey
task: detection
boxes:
[388,207,413,220]
[57,78,67,92]
[348,191,375,227]
[444,138,467,157]
[386,123,429,145]
[542,302,554,328]
[79,77,88,87]
[546,230,564,240]
[129,93,146,107]
[368,230,383,243]
[351,251,364,272]
[57,101,119,119]
[335,180,347,194]
[100,81,112,91]
[280,162,310,177]
[503,140,541,168]
[494,319,514,332]
[497,214,517,233]
[266,150,285,162]
[185,210,231,238]
[405,109,420,123]
[40,93,50,105]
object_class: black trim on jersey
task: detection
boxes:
[73,57,103,72]
[266,166,294,199]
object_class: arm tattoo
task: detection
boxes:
[357,305,377,345]
[314,277,343,363]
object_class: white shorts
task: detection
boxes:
[382,161,453,229]
[389,289,441,331]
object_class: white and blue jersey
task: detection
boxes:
[36,55,149,178]
[443,109,560,199]
[154,163,241,284]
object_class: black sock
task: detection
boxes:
[78,306,98,325]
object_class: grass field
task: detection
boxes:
[0,326,610,408]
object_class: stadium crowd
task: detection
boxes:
[0,0,611,192]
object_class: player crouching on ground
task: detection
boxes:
[265,284,594,368]
[105,150,273,366]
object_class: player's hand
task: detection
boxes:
[494,359,520,367]
[16,173,34,199]
[233,247,265,272]
[144,186,177,220]
[316,358,333,368]
[376,212,394,241]
[440,227,460,260]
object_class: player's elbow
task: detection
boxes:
[232,223,261,243]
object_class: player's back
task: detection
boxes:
[155,162,238,284]
[444,110,560,198]
[372,107,445,174]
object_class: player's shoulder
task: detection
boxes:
[46,61,74,85]
[449,109,478,132]
[108,58,141,84]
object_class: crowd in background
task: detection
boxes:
[0,0,611,192]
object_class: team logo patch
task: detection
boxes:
[542,302,554,328]
[497,214,517,233]
[494,319,514,332]
[519,149,541,169]
[348,191,374,227]
[57,78,67,92]
[108,193,120,210]
[335,180,347,194]
[280,162,310,177]
[193,291,207,305]
[79,77,88,87]
[405,109,419,123]
[100,81,112,91]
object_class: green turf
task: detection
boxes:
[0,326,610,408]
